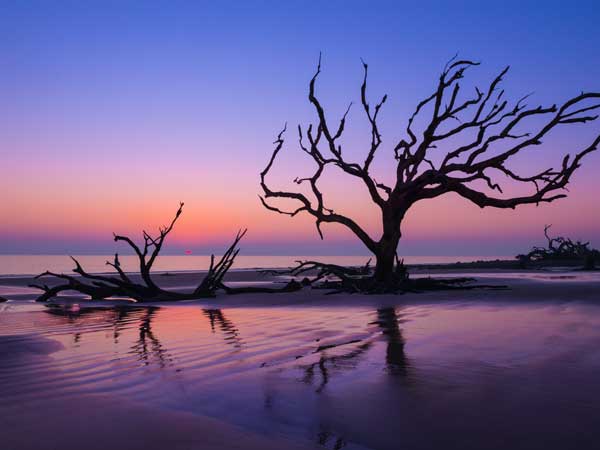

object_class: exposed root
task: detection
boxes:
[261,260,507,294]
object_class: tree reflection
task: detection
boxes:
[45,304,127,345]
[373,307,410,376]
[296,307,411,449]
[300,307,410,394]
[131,307,172,368]
[302,341,372,393]
[44,304,176,370]
[202,308,243,348]
[112,307,136,344]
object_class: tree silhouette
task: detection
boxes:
[31,203,247,301]
[261,56,600,287]
[518,224,600,269]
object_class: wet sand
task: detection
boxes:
[3,393,317,450]
[1,268,600,450]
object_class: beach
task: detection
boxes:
[2,267,600,450]
[4,1,600,448]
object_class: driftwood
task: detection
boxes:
[27,201,505,300]
[262,258,506,294]
[517,225,599,269]
[260,54,600,287]
[30,203,249,302]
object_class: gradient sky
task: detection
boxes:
[1,0,599,256]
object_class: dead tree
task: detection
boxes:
[261,55,600,289]
[518,224,599,269]
[31,203,247,302]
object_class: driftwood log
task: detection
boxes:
[261,258,506,294]
[30,203,259,302]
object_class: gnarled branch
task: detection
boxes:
[32,204,247,302]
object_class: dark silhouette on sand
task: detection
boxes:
[261,55,600,291]
[518,225,600,269]
[30,203,247,302]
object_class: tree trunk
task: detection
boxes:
[374,209,404,284]
[374,239,399,282]
[374,233,401,283]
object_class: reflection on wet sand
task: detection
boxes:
[3,301,600,450]
[301,341,372,393]
[112,307,136,344]
[295,308,411,449]
[41,304,411,450]
[301,307,410,394]
[132,308,173,369]
[373,307,410,376]
[42,305,408,395]
[202,308,243,348]
[45,305,152,347]
[42,305,245,371]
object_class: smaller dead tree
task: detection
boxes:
[31,203,248,302]
[518,225,600,269]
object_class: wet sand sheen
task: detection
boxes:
[3,283,600,450]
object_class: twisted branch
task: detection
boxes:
[31,204,247,302]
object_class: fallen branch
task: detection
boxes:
[259,259,506,294]
[30,203,248,302]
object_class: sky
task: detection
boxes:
[1,0,599,256]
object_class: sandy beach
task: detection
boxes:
[2,265,599,305]
[2,268,600,450]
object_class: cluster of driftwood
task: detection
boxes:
[31,204,239,302]
[517,225,599,270]
[31,203,503,302]
[29,211,593,303]
[260,258,503,294]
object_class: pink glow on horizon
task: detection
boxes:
[2,127,599,254]
[2,161,599,254]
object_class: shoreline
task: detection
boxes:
[0,256,592,280]
[1,265,599,309]
[0,255,518,278]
